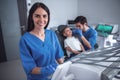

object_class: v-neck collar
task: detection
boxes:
[27,30,47,43]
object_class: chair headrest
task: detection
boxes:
[58,25,68,33]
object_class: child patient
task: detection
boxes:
[61,25,85,58]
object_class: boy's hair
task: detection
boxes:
[57,25,82,41]
[58,25,68,34]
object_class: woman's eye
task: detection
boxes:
[35,15,40,18]
[43,15,47,18]
[34,14,40,18]
[34,14,48,19]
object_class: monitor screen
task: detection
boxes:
[95,24,113,36]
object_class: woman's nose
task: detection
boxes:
[38,17,44,23]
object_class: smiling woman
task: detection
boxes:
[19,2,64,80]
[30,7,49,41]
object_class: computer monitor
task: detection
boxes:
[95,24,113,37]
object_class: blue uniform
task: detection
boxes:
[19,30,64,80]
[83,27,97,50]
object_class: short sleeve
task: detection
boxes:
[64,39,68,48]
[88,30,97,50]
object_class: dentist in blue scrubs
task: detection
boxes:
[19,2,64,80]
[73,16,97,50]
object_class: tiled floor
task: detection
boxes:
[0,59,26,80]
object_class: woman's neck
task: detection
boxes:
[30,28,45,41]
[31,29,45,36]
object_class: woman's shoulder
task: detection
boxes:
[45,29,56,35]
[21,32,29,38]
[46,29,54,32]
[20,32,32,41]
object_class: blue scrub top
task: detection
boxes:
[83,27,97,50]
[19,29,64,80]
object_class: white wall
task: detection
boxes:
[30,0,78,29]
[28,0,120,32]
[78,0,120,28]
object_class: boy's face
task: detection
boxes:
[63,27,72,37]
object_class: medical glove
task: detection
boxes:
[72,29,83,37]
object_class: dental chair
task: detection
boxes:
[55,25,99,60]
[55,25,68,60]
[52,45,120,80]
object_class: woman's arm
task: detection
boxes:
[31,63,57,75]
[31,67,40,74]
[57,58,64,64]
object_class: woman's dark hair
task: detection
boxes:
[74,16,87,25]
[27,2,50,32]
